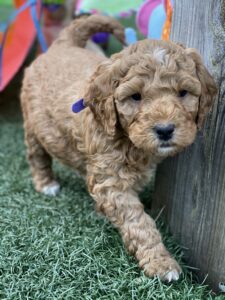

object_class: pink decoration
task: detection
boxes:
[136,0,162,36]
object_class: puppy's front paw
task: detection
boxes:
[138,244,181,282]
[143,254,181,282]
[41,181,60,196]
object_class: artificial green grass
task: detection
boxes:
[0,84,225,300]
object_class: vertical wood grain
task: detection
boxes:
[152,0,225,292]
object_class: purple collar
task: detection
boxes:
[72,98,86,113]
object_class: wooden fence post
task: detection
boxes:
[152,0,225,292]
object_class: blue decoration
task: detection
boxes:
[72,98,86,113]
[125,27,137,45]
[148,3,166,39]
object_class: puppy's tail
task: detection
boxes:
[58,14,125,47]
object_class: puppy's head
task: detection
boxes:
[84,39,217,157]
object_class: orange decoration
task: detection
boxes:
[0,0,41,91]
[162,0,172,40]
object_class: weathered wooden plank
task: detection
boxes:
[152,0,225,292]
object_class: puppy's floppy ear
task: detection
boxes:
[84,61,119,136]
[185,48,217,129]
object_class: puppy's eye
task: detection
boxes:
[178,90,188,97]
[131,93,142,101]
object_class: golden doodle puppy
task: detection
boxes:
[21,15,217,282]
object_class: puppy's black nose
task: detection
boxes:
[154,124,175,141]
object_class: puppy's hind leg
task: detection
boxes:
[25,130,60,196]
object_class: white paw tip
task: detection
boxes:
[164,270,180,282]
[42,182,60,196]
[219,282,225,292]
